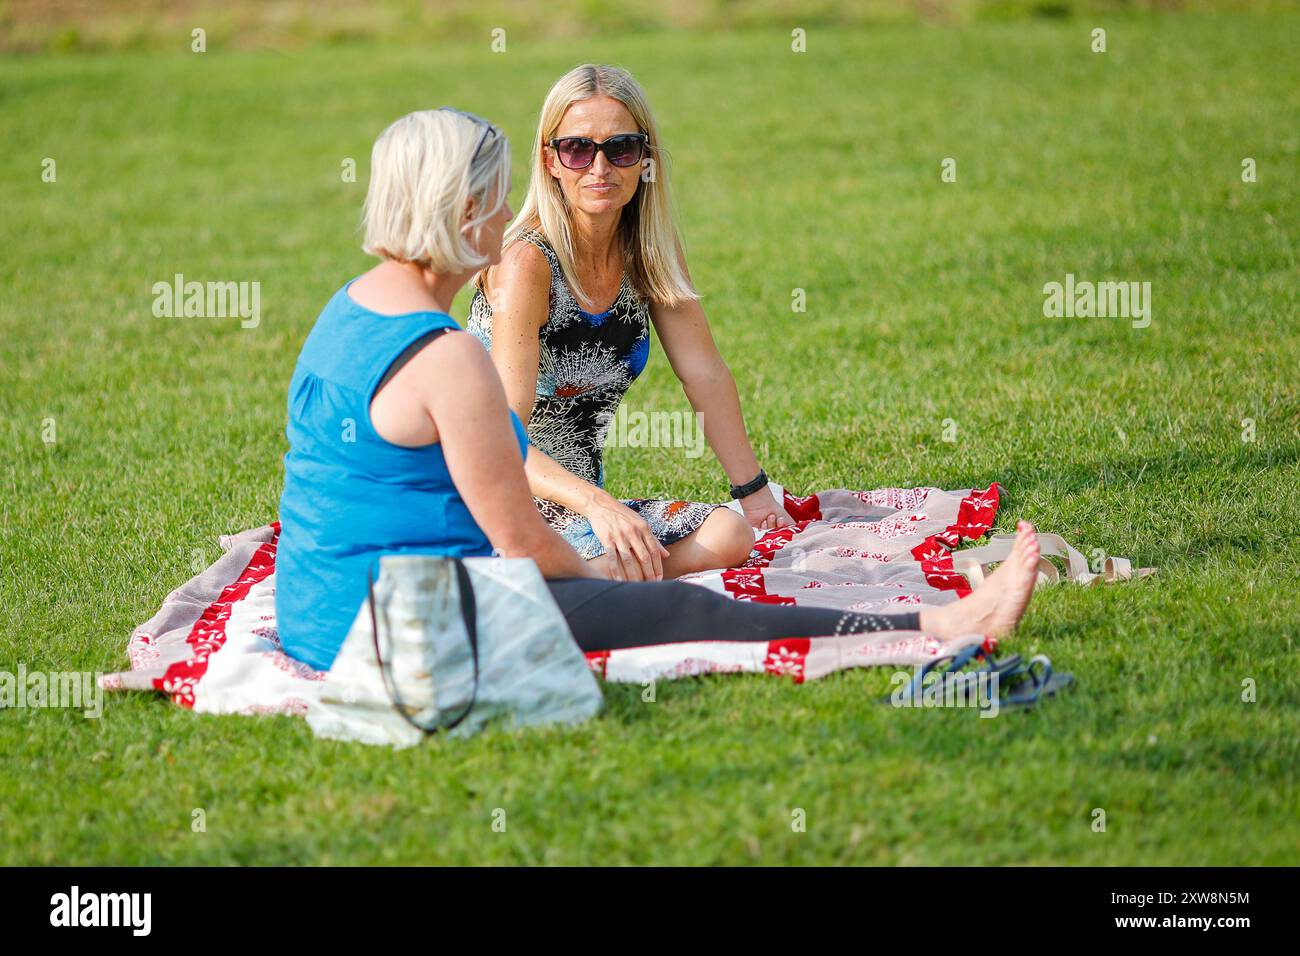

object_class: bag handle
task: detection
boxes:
[367,558,481,735]
[952,532,1156,587]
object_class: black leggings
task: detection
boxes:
[545,578,921,652]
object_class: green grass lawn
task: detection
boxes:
[2,11,1297,865]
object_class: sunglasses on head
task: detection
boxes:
[548,133,648,170]
[437,106,500,163]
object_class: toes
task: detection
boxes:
[1013,520,1039,561]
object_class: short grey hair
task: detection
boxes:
[361,109,510,272]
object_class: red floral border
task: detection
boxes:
[154,523,280,708]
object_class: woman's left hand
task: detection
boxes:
[739,486,794,532]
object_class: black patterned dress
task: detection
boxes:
[467,229,725,560]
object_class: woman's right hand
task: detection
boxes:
[585,496,670,581]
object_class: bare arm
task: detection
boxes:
[396,331,598,580]
[482,244,668,580]
[649,253,792,530]
[481,248,612,512]
[480,242,549,428]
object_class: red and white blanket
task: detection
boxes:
[102,481,1004,715]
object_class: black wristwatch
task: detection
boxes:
[729,469,769,500]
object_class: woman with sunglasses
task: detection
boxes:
[467,64,792,584]
[275,107,1044,674]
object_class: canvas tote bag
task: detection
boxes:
[306,554,603,748]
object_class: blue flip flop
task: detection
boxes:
[998,655,1075,709]
[883,644,1021,706]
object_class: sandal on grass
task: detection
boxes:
[882,642,1022,706]
[997,654,1076,709]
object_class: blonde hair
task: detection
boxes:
[501,64,697,307]
[362,109,510,273]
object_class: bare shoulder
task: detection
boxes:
[405,329,494,380]
[473,241,549,336]
[488,239,551,296]
[370,330,502,446]
[388,328,498,410]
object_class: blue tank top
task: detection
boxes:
[276,278,530,671]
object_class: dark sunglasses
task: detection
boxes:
[437,106,500,162]
[548,133,648,170]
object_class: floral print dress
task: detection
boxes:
[467,229,724,560]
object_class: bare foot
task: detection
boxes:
[919,520,1041,641]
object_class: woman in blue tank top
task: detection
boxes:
[275,108,1044,673]
[275,107,577,670]
[276,277,531,669]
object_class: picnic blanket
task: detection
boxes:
[102,480,1005,716]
